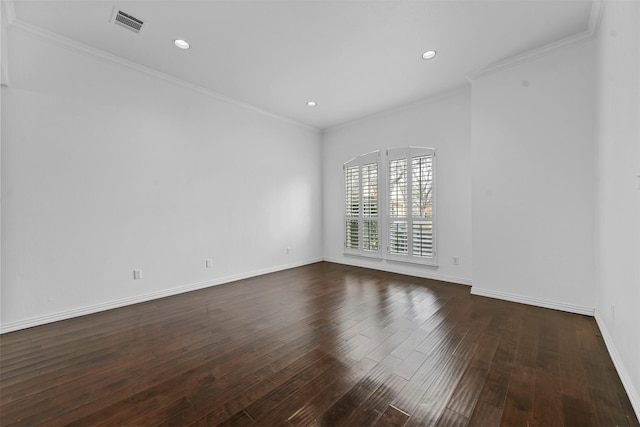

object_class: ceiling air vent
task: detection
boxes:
[111,9,144,34]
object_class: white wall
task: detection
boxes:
[1,4,638,417]
[1,25,323,331]
[470,40,597,314]
[322,88,472,285]
[1,3,5,315]
[594,0,640,415]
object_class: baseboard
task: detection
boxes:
[470,286,595,316]
[323,256,472,286]
[0,257,323,334]
[594,311,640,421]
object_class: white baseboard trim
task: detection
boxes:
[594,311,640,421]
[0,257,323,334]
[470,286,595,316]
[323,256,472,286]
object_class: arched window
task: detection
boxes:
[344,151,380,257]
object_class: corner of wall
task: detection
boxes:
[594,310,640,420]
[1,0,13,87]
[470,286,595,316]
[466,0,602,84]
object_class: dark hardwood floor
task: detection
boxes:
[1,262,637,426]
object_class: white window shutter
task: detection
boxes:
[343,151,381,257]
[386,147,437,266]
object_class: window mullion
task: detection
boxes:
[359,164,364,251]
[407,154,414,259]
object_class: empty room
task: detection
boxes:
[1,0,638,425]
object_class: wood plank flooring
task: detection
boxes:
[1,262,637,426]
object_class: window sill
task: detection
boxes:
[342,252,438,267]
[343,251,383,260]
[385,255,438,268]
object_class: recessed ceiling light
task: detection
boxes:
[306,101,317,107]
[174,39,190,50]
[422,50,437,60]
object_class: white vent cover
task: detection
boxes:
[111,9,144,33]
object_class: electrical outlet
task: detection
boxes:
[133,269,142,280]
[205,258,214,268]
[286,247,291,255]
[453,256,459,265]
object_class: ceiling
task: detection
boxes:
[11,0,594,129]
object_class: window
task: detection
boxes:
[344,147,437,266]
[387,147,436,265]
[344,151,380,257]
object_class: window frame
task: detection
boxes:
[343,151,381,259]
[386,147,437,266]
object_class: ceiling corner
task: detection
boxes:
[587,0,604,37]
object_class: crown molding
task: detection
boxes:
[588,0,604,37]
[6,17,320,134]
[466,30,594,82]
[466,0,604,82]
[324,84,470,134]
[5,0,605,132]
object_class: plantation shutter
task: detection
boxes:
[345,166,359,249]
[387,147,437,265]
[343,151,381,257]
